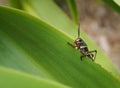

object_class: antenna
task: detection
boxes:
[78,23,80,38]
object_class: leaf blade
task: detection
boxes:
[0,66,69,88]
[66,0,78,24]
[103,0,120,14]
[0,6,120,88]
[7,0,120,76]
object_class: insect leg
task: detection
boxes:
[80,55,86,61]
[67,42,80,50]
[87,50,97,61]
[67,42,74,48]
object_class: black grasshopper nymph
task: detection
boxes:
[68,24,97,61]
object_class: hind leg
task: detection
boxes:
[87,50,97,61]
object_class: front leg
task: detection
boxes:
[67,42,75,48]
[67,42,80,50]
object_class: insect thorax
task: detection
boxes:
[74,38,87,46]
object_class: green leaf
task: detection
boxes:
[66,0,79,24]
[0,66,69,88]
[7,0,23,9]
[0,6,120,88]
[7,0,79,39]
[102,0,120,14]
[7,0,120,76]
[114,0,120,6]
